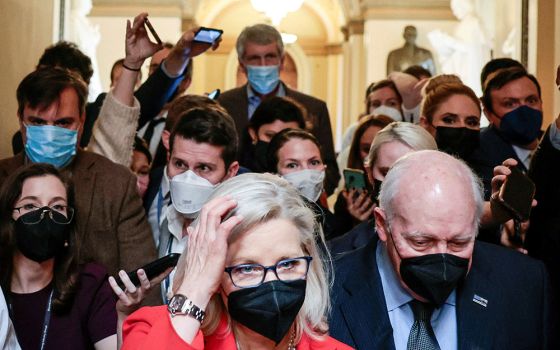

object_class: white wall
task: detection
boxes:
[88,15,181,91]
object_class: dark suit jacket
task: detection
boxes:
[329,236,557,350]
[528,126,560,305]
[217,83,340,194]
[0,151,157,277]
[328,219,376,255]
[143,166,165,214]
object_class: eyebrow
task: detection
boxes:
[401,230,473,241]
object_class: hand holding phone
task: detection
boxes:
[344,168,368,192]
[497,167,535,221]
[194,27,223,44]
[115,253,180,289]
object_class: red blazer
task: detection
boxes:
[122,306,354,350]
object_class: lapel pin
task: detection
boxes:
[472,294,488,307]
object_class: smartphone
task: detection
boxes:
[208,88,221,100]
[144,17,163,45]
[498,167,535,221]
[344,168,368,192]
[194,27,223,44]
[117,253,180,289]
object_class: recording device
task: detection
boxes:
[144,17,163,45]
[498,166,535,222]
[208,88,221,100]
[193,27,223,44]
[117,253,180,289]
[343,168,368,192]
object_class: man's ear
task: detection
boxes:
[238,58,248,76]
[482,105,499,127]
[279,54,286,72]
[374,207,389,243]
[225,161,239,180]
[162,130,171,150]
[248,127,258,144]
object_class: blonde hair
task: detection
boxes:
[364,121,437,168]
[421,82,481,124]
[172,173,331,342]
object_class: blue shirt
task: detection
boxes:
[376,242,458,350]
[246,83,286,119]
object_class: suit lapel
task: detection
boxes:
[456,243,500,350]
[339,239,395,350]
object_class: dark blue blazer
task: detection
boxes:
[143,166,165,213]
[329,236,558,350]
[328,219,376,255]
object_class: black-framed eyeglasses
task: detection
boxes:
[13,205,74,225]
[224,256,313,288]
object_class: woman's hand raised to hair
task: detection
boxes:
[175,196,243,308]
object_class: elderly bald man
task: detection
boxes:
[329,150,558,350]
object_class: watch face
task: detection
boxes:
[169,294,186,311]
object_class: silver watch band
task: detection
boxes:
[167,294,205,322]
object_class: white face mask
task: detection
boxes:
[170,170,217,215]
[282,169,325,203]
[370,105,403,121]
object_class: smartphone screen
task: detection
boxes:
[194,27,223,44]
[498,167,535,221]
[343,168,367,191]
[208,88,220,100]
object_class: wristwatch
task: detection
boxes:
[167,294,205,322]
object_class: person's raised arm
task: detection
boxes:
[88,12,162,166]
[113,13,162,106]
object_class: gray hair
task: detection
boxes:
[236,24,284,60]
[364,121,437,168]
[378,150,485,234]
[173,173,330,341]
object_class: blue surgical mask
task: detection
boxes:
[498,105,542,145]
[246,65,280,95]
[25,125,78,168]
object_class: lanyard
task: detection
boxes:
[156,187,165,226]
[161,238,174,304]
[9,289,54,350]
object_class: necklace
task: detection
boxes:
[235,328,296,350]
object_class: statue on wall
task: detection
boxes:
[427,0,491,95]
[386,25,436,76]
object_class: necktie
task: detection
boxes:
[407,300,441,350]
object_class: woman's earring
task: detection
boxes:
[64,240,69,248]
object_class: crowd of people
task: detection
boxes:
[0,11,559,350]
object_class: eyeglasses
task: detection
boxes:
[224,256,313,288]
[13,205,74,224]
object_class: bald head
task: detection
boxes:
[379,150,484,232]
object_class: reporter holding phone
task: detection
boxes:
[0,163,117,350]
[121,173,352,350]
[333,115,393,233]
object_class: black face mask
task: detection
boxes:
[372,178,383,203]
[400,253,469,307]
[389,231,469,307]
[435,126,480,160]
[253,140,270,172]
[228,279,306,344]
[14,207,71,263]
